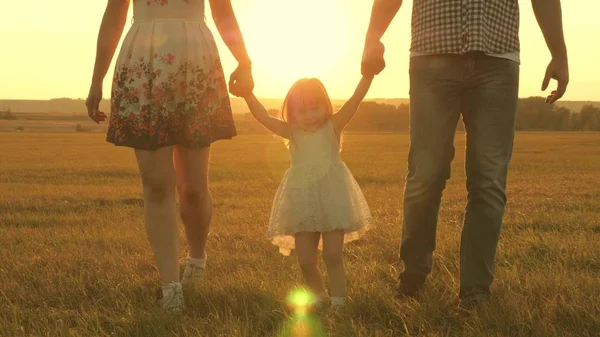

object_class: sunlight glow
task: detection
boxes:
[241,0,350,86]
[1,0,599,100]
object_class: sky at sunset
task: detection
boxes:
[1,0,599,101]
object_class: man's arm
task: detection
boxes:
[531,0,569,103]
[361,0,402,76]
[531,0,567,59]
[365,0,403,44]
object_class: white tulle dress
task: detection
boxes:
[268,120,373,256]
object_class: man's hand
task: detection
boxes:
[361,40,386,77]
[229,63,254,97]
[361,0,402,76]
[531,0,568,103]
[542,56,569,104]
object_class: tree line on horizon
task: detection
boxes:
[236,96,600,133]
[2,97,599,132]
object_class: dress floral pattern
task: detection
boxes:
[107,0,235,150]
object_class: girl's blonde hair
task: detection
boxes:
[280,78,343,150]
[280,78,333,125]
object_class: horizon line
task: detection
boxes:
[2,96,600,102]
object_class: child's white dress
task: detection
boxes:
[268,119,373,256]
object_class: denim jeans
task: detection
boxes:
[400,52,519,299]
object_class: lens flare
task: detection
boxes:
[278,287,326,337]
[286,287,315,317]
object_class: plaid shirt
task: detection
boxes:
[410,0,520,55]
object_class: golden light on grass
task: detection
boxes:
[1,132,600,335]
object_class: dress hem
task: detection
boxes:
[268,218,374,256]
[106,133,236,151]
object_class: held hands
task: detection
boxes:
[542,56,569,104]
[229,62,254,98]
[361,40,386,78]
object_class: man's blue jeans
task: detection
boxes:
[400,52,519,299]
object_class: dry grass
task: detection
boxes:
[1,132,599,336]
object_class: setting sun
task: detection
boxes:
[237,0,352,89]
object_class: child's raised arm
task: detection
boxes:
[244,93,291,139]
[331,75,374,133]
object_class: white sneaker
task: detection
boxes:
[181,260,205,287]
[158,282,185,312]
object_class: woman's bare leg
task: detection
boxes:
[173,146,212,260]
[135,147,179,285]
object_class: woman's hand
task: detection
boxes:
[85,84,107,124]
[209,0,253,97]
[229,63,254,97]
[85,0,129,124]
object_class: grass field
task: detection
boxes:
[1,132,599,337]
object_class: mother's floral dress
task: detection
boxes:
[107,0,235,150]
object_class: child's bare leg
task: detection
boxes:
[295,232,326,299]
[322,230,346,305]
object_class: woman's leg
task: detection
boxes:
[135,147,179,286]
[322,230,346,304]
[295,232,326,298]
[173,146,212,261]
